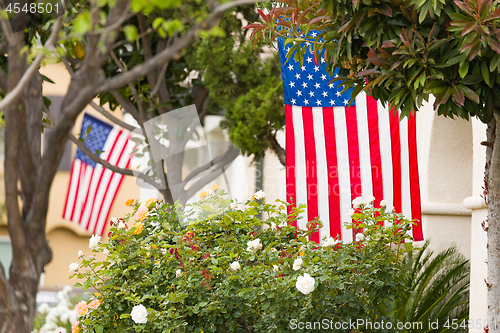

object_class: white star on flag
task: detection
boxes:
[307,74,313,80]
[316,99,322,106]
[295,73,301,79]
[302,82,308,88]
[288,64,294,70]
[315,83,321,89]
[309,91,315,97]
[322,91,328,97]
[306,57,312,63]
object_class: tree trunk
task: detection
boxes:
[487,110,500,332]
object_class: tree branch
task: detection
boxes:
[183,146,240,201]
[110,90,141,122]
[68,133,161,190]
[183,144,236,183]
[96,0,261,94]
[0,15,63,112]
[269,134,285,166]
[89,101,138,132]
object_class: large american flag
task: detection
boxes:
[63,113,135,235]
[279,38,423,243]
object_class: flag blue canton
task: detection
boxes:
[278,36,354,107]
[75,114,113,168]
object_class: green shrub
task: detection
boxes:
[71,189,416,332]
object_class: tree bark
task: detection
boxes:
[487,110,500,332]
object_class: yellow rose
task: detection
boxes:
[212,184,220,191]
[125,199,134,206]
[145,198,158,210]
[134,222,144,235]
[200,191,208,198]
[71,321,81,333]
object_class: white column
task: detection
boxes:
[466,117,488,332]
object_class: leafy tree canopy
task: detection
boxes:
[251,0,500,123]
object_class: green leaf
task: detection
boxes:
[95,325,103,333]
[459,85,480,103]
[124,25,139,42]
[481,61,491,86]
[458,59,469,78]
[74,12,91,34]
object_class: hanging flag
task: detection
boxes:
[279,38,423,243]
[63,113,135,236]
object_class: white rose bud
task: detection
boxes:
[77,250,83,258]
[322,237,338,247]
[118,221,126,229]
[130,304,148,324]
[246,238,263,253]
[380,200,387,207]
[273,265,279,272]
[293,257,303,271]
[176,269,182,277]
[355,233,365,242]
[230,261,241,271]
[347,209,355,217]
[103,249,110,256]
[88,234,101,250]
[69,262,78,272]
[254,190,265,200]
[296,273,316,295]
[352,196,365,209]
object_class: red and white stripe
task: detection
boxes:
[63,127,135,236]
[286,93,423,242]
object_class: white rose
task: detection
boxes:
[296,273,316,295]
[322,237,338,247]
[369,196,375,202]
[103,249,110,256]
[130,304,148,324]
[88,234,101,250]
[230,261,241,271]
[390,206,395,212]
[247,238,262,253]
[273,265,279,272]
[118,221,126,229]
[347,208,355,217]
[77,250,83,258]
[293,257,303,271]
[380,200,387,207]
[69,262,78,272]
[111,217,119,224]
[176,269,182,277]
[355,233,365,242]
[352,196,365,209]
[254,190,265,200]
[38,303,50,314]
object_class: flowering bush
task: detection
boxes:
[71,189,416,332]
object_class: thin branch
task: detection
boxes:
[61,56,74,76]
[0,41,6,55]
[89,101,138,132]
[110,90,140,121]
[269,134,285,166]
[111,28,153,50]
[110,50,147,122]
[0,15,64,112]
[183,145,238,184]
[43,105,56,125]
[0,15,11,44]
[68,133,160,190]
[60,11,135,42]
[96,0,262,94]
[0,69,7,94]
[183,146,240,200]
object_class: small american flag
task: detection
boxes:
[279,37,423,243]
[63,113,135,235]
